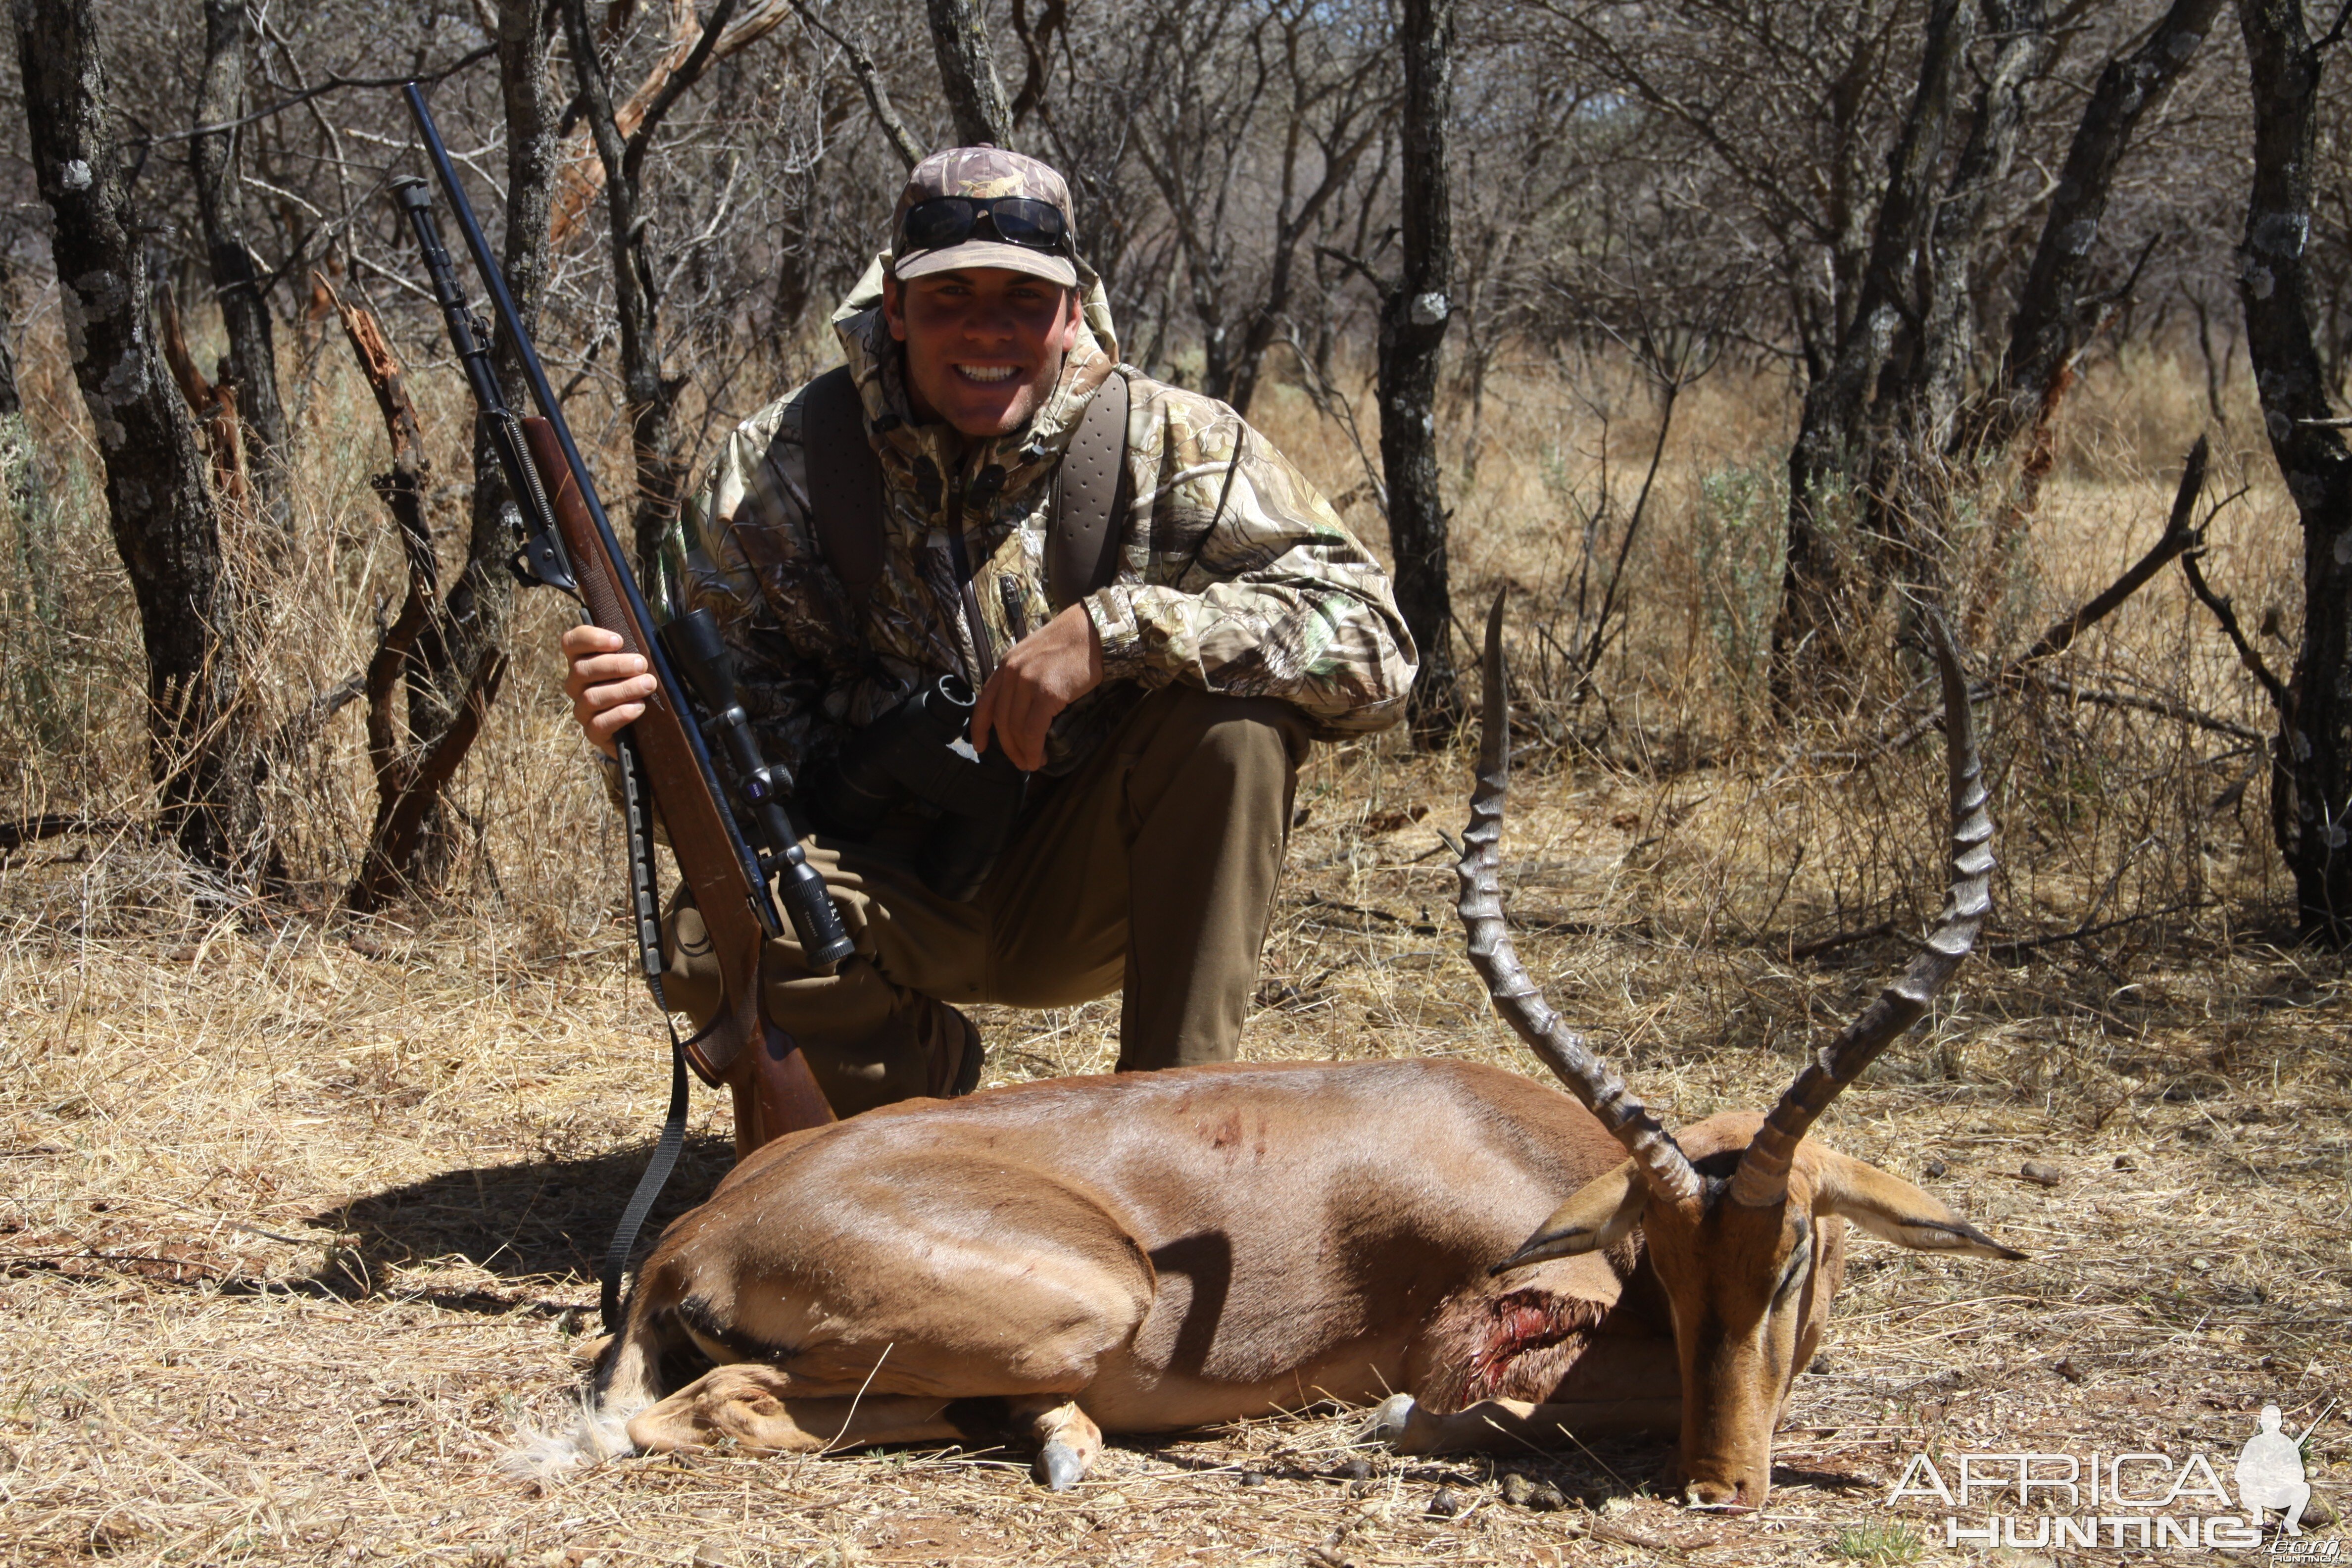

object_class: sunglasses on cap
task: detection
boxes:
[899,196,1072,257]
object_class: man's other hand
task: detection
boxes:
[972,603,1104,772]
[562,624,657,759]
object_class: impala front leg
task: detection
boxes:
[1010,1395,1104,1491]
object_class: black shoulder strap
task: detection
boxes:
[803,364,1129,614]
[1050,370,1129,608]
[803,365,885,604]
[599,733,701,1335]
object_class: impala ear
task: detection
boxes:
[1492,1160,1647,1274]
[1812,1151,2024,1260]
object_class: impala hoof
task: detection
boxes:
[1036,1440,1084,1491]
[1371,1394,1418,1447]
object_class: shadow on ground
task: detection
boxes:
[302,1132,736,1285]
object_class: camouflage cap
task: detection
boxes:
[890,147,1079,288]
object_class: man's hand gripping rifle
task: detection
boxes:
[393,87,850,1215]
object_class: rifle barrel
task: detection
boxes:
[401,85,641,632]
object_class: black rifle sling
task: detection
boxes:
[802,365,1129,616]
[601,732,713,1335]
[599,1012,687,1335]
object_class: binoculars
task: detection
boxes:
[807,675,1028,902]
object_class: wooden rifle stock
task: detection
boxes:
[519,418,834,1154]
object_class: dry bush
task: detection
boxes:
[2,303,2347,1565]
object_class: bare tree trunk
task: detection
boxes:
[1945,0,2218,643]
[322,281,510,912]
[2190,283,2234,425]
[156,280,251,509]
[1978,0,2225,457]
[1772,0,1973,705]
[563,0,736,585]
[2236,0,2352,943]
[1864,0,2055,611]
[1379,0,1460,746]
[13,0,261,874]
[190,0,289,537]
[927,0,1014,148]
[0,268,17,423]
[465,0,558,610]
[1912,0,2053,447]
[547,0,796,242]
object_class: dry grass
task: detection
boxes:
[3,312,2349,1565]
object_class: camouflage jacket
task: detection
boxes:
[649,259,1416,783]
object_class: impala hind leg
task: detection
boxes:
[628,1368,1106,1485]
[628,1365,972,1454]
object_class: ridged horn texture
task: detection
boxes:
[1728,610,1996,1209]
[1456,592,1702,1209]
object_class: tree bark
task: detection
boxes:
[927,0,1015,148]
[0,251,64,751]
[189,0,289,536]
[1911,0,2054,448]
[1772,0,1973,704]
[2235,0,2352,943]
[1979,0,2225,457]
[156,280,249,508]
[463,0,558,619]
[1862,0,2055,609]
[1379,0,1460,745]
[322,281,509,912]
[13,0,260,873]
[0,261,18,422]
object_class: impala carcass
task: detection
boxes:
[561,602,2016,1509]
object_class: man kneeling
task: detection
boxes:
[563,147,1414,1123]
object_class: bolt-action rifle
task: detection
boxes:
[395,87,848,1324]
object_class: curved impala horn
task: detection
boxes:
[1457,592,1702,1209]
[1729,610,1995,1210]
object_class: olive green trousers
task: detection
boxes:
[663,685,1310,1115]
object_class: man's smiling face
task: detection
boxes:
[883,267,1084,440]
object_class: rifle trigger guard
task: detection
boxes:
[511,531,580,596]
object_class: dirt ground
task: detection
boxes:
[4,727,2348,1568]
